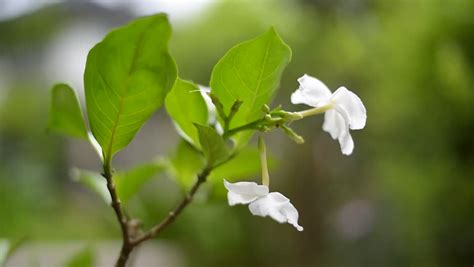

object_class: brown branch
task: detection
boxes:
[131,167,211,246]
[104,159,213,266]
[102,161,132,267]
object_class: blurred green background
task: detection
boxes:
[1,0,474,266]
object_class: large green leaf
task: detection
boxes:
[165,78,208,149]
[210,28,291,144]
[115,162,164,202]
[195,124,230,167]
[84,14,177,160]
[48,83,88,140]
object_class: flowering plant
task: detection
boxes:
[48,13,366,266]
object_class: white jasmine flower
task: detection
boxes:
[291,74,366,155]
[224,180,303,231]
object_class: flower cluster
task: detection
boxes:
[221,74,366,231]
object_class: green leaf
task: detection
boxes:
[165,78,208,149]
[210,27,291,144]
[71,168,111,204]
[195,124,230,167]
[84,14,178,161]
[115,162,164,202]
[48,83,88,140]
[63,247,94,267]
[169,140,206,189]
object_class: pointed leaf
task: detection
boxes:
[195,124,230,167]
[115,162,165,202]
[85,14,177,160]
[210,28,291,144]
[48,84,88,139]
[165,78,208,148]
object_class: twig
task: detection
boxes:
[131,167,211,246]
[102,160,132,267]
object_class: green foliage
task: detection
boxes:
[195,124,231,167]
[169,140,206,189]
[72,169,110,204]
[63,247,95,267]
[84,14,177,161]
[210,28,291,144]
[47,84,88,140]
[165,79,208,149]
[115,162,164,202]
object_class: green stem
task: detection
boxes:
[258,135,270,187]
[222,118,266,138]
[295,104,333,119]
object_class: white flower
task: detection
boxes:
[291,74,366,155]
[224,180,303,231]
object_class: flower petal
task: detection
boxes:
[322,109,346,140]
[323,108,355,155]
[248,192,303,231]
[338,131,354,155]
[224,180,269,206]
[331,87,366,130]
[281,202,304,231]
[291,74,332,107]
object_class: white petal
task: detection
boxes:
[227,191,259,206]
[248,192,303,231]
[322,109,346,140]
[224,180,269,206]
[291,74,332,107]
[281,202,304,231]
[323,108,355,155]
[331,87,366,130]
[339,131,354,155]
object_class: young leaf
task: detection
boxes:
[63,247,95,267]
[84,14,177,161]
[115,162,164,202]
[169,140,206,189]
[210,28,291,144]
[165,78,208,149]
[71,168,111,204]
[195,124,230,167]
[48,83,88,140]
